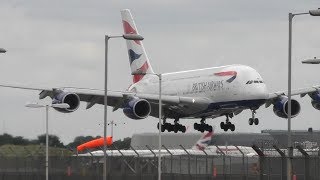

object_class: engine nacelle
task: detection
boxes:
[123,98,151,120]
[52,92,80,113]
[309,91,320,110]
[273,96,301,118]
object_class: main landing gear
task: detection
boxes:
[157,118,186,133]
[220,114,235,132]
[194,118,213,133]
[248,110,259,126]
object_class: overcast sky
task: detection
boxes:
[0,0,320,144]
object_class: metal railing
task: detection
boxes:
[0,144,319,180]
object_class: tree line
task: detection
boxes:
[0,133,131,150]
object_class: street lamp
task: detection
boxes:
[302,57,320,64]
[287,8,320,180]
[0,48,6,53]
[131,71,162,180]
[25,102,69,180]
[104,34,143,180]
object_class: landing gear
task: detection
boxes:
[220,114,235,132]
[157,118,186,133]
[249,110,259,126]
[194,118,213,133]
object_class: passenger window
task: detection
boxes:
[254,80,259,83]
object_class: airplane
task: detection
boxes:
[77,131,258,158]
[78,131,214,157]
[1,9,320,133]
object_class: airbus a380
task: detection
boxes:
[1,9,320,133]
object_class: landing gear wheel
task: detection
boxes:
[220,115,235,132]
[173,125,179,133]
[249,118,254,125]
[166,123,173,132]
[157,123,165,132]
[181,126,186,133]
[230,124,235,131]
[194,123,200,130]
[194,118,213,133]
[249,109,259,126]
[220,122,224,129]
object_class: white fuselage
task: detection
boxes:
[130,64,269,119]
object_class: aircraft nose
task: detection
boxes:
[256,84,268,99]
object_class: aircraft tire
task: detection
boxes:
[207,125,213,132]
[230,124,235,131]
[181,126,186,133]
[248,118,254,125]
[220,122,224,129]
[173,125,179,133]
[194,123,199,130]
[254,118,259,125]
[161,125,165,132]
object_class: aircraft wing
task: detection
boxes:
[266,85,320,107]
[0,84,211,114]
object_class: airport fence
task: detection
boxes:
[0,144,319,180]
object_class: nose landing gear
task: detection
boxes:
[249,110,259,125]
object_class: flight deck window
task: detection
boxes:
[246,80,264,84]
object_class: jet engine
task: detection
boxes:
[52,92,80,113]
[273,96,301,118]
[123,98,151,119]
[309,91,320,110]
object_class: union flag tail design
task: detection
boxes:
[120,9,154,83]
[192,131,213,150]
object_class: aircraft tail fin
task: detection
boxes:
[192,131,214,150]
[120,9,154,83]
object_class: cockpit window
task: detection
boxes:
[246,80,264,84]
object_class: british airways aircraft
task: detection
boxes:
[1,9,320,133]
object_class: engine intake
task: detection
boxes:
[52,92,80,113]
[273,96,301,118]
[123,98,151,119]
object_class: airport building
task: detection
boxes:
[131,128,320,149]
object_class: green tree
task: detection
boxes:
[37,134,64,148]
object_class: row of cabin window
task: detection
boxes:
[246,80,263,84]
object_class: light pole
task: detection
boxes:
[131,71,162,180]
[25,102,69,180]
[287,8,320,180]
[104,34,143,180]
[0,48,6,53]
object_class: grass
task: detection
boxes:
[0,144,73,157]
